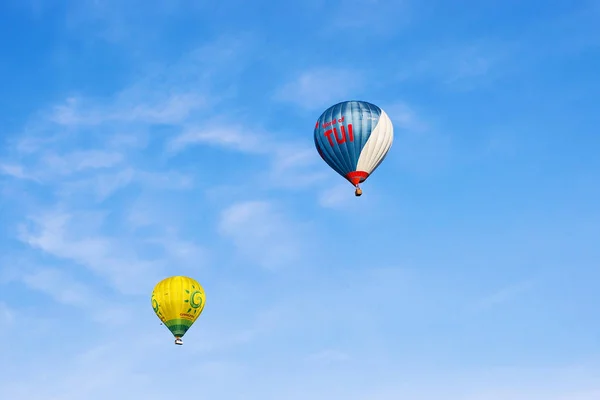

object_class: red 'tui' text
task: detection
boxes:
[320,116,354,147]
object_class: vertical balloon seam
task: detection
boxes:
[376,111,394,171]
[356,101,367,174]
[173,277,180,337]
[161,279,168,330]
[374,116,391,172]
[347,101,362,173]
[349,101,360,174]
[372,114,390,171]
[315,104,347,177]
[313,124,333,175]
[345,100,357,178]
[365,102,380,173]
[363,102,378,173]
[351,101,367,176]
[355,101,370,175]
[369,114,385,172]
[337,102,354,174]
[370,118,387,172]
[314,108,339,176]
[313,133,331,174]
[356,102,378,173]
[343,101,358,172]
[329,104,351,174]
[351,101,368,172]
[369,104,385,172]
[326,104,348,175]
[339,102,356,174]
[165,278,173,336]
[382,111,394,167]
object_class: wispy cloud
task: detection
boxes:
[168,123,264,154]
[327,0,412,34]
[397,39,515,90]
[42,150,124,173]
[13,266,136,325]
[382,102,428,132]
[20,267,96,307]
[0,163,37,181]
[306,348,351,363]
[315,178,387,209]
[0,38,260,203]
[471,280,535,312]
[0,302,14,327]
[17,209,205,294]
[274,67,363,110]
[317,182,352,209]
[382,103,454,175]
[167,121,326,190]
[217,200,312,270]
[49,94,207,127]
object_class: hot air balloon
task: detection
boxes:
[151,276,206,345]
[314,100,393,196]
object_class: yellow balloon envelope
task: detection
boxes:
[151,276,206,345]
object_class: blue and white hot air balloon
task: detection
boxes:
[314,100,393,196]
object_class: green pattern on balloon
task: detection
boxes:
[184,290,203,314]
[165,319,194,337]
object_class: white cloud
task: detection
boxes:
[306,348,351,363]
[217,200,308,270]
[185,305,283,354]
[13,266,137,325]
[353,381,600,400]
[471,280,535,312]
[0,334,161,400]
[0,302,14,327]
[396,40,514,90]
[168,122,326,191]
[268,145,328,189]
[274,67,363,110]
[326,0,412,34]
[318,182,354,209]
[383,101,428,132]
[41,150,124,174]
[17,209,204,295]
[84,168,136,200]
[0,39,327,199]
[20,267,95,307]
[168,123,265,154]
[49,93,207,127]
[0,163,36,180]
[53,168,194,202]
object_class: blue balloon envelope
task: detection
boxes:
[314,100,394,196]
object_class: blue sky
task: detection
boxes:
[1,0,599,398]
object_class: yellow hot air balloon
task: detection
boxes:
[151,276,206,345]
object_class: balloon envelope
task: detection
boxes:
[151,276,205,344]
[314,100,393,194]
